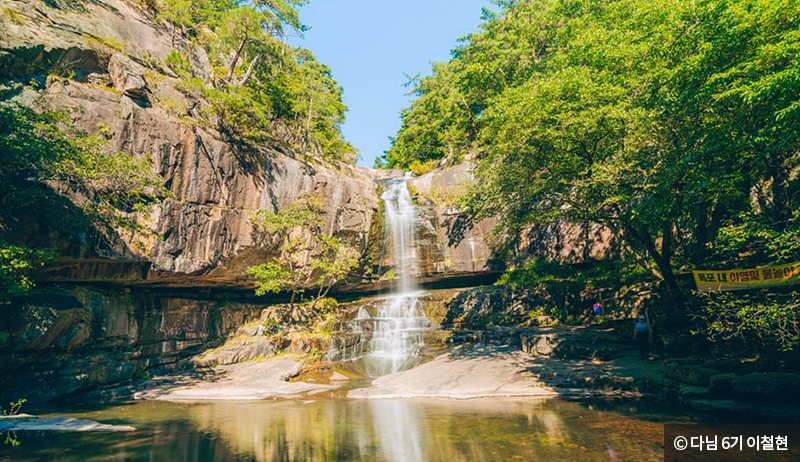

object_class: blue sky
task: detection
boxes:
[291,0,492,167]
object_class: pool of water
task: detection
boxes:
[1,397,687,461]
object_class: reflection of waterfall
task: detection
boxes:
[16,398,659,461]
[330,173,433,377]
[178,398,579,462]
[370,400,426,462]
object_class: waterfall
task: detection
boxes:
[382,173,417,293]
[329,173,433,377]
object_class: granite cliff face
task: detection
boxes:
[0,0,513,291]
[410,163,619,279]
[45,73,381,285]
[411,164,498,277]
[1,0,382,289]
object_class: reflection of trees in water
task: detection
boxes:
[133,418,243,461]
[179,399,662,462]
[0,417,244,462]
[181,399,570,462]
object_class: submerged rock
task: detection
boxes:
[0,415,135,432]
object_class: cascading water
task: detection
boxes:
[330,173,433,377]
[383,173,416,294]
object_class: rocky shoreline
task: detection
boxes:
[6,284,799,424]
[114,319,800,424]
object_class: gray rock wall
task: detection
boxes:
[0,287,268,404]
[411,163,620,278]
[412,164,498,276]
[1,0,382,288]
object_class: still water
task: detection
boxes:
[1,397,679,461]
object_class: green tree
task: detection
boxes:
[389,0,798,302]
[247,195,358,310]
[155,0,355,163]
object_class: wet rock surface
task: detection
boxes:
[0,415,135,432]
[0,286,267,404]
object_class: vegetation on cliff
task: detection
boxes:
[153,0,355,162]
[247,195,359,309]
[385,0,799,349]
[0,103,164,304]
[0,0,357,303]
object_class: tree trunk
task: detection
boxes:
[227,35,248,83]
[640,224,682,298]
[236,54,260,86]
[304,94,315,156]
[310,282,325,311]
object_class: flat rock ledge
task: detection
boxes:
[0,415,135,432]
[348,345,562,399]
[135,358,335,401]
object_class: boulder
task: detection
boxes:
[108,53,148,99]
[86,72,112,86]
[663,362,718,387]
[709,373,738,396]
[194,338,276,367]
[521,333,560,355]
[287,336,326,354]
[239,324,267,337]
[732,372,800,402]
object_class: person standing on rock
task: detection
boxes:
[633,314,649,359]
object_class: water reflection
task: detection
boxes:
[2,398,668,462]
[370,400,425,462]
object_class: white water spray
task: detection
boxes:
[331,173,433,377]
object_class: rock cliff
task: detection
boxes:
[0,0,381,289]
[411,163,619,278]
[0,0,620,292]
[0,0,516,292]
[0,286,267,403]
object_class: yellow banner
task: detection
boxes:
[693,261,800,292]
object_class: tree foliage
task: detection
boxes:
[0,103,164,303]
[694,291,800,351]
[156,0,355,163]
[247,195,358,309]
[387,0,800,301]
